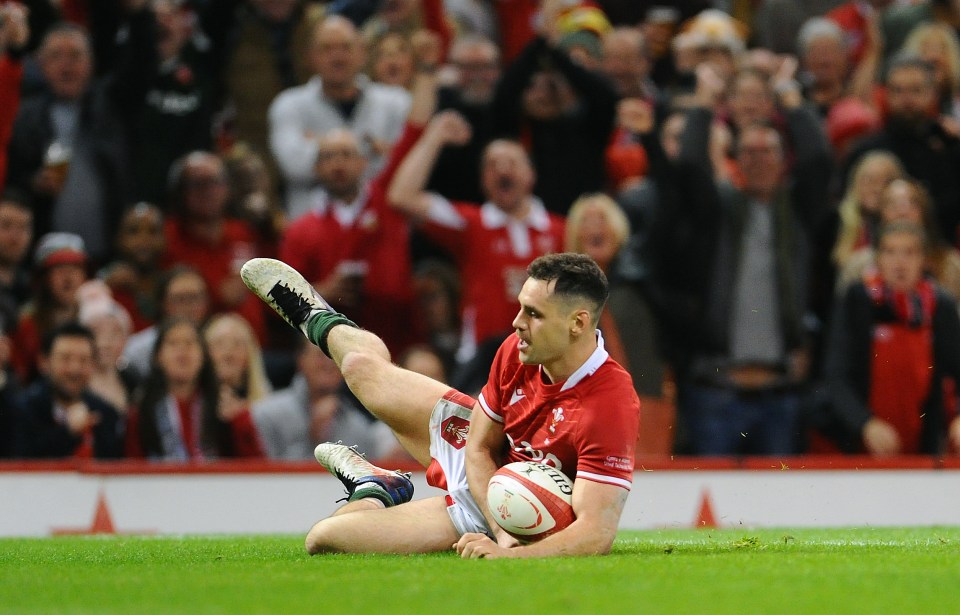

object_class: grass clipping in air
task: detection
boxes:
[1,527,958,614]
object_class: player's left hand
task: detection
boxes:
[454,533,516,559]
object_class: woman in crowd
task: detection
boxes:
[204,312,272,418]
[127,318,263,460]
[77,281,138,416]
[822,222,960,455]
[838,178,960,300]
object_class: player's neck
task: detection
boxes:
[541,334,598,384]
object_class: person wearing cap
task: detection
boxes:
[11,322,124,459]
[9,232,89,385]
[489,0,618,215]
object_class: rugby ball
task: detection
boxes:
[486,461,575,543]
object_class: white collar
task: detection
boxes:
[479,197,551,231]
[310,186,369,226]
[557,330,609,392]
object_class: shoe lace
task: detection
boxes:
[267,282,315,324]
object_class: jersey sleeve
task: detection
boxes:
[573,368,640,490]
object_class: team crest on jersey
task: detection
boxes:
[440,415,470,450]
[548,407,565,434]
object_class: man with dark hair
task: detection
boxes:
[13,322,124,459]
[241,252,639,558]
[0,189,33,311]
[843,54,960,246]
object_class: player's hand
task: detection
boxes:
[862,417,901,456]
[426,110,472,147]
[454,533,516,559]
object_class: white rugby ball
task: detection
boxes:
[487,461,575,543]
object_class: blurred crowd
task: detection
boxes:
[2,0,960,462]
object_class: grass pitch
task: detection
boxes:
[2,527,958,615]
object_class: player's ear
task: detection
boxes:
[570,308,591,335]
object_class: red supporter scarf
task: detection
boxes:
[863,272,935,328]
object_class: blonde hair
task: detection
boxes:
[203,313,272,403]
[903,22,960,95]
[832,151,905,267]
[564,193,630,255]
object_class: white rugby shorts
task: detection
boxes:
[426,390,495,538]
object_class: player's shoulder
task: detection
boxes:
[583,358,639,399]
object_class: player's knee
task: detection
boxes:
[340,349,387,388]
[304,522,337,555]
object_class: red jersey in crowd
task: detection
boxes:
[418,196,565,359]
[162,218,265,342]
[279,125,424,355]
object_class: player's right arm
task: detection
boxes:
[464,403,515,546]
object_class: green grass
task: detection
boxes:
[1,528,958,614]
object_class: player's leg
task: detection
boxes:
[325,325,449,466]
[241,258,448,464]
[304,496,459,555]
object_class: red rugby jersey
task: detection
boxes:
[419,198,565,355]
[478,332,640,489]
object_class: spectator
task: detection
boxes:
[223,144,284,258]
[829,151,906,273]
[398,342,447,383]
[601,27,659,192]
[412,259,461,375]
[826,0,893,67]
[881,0,960,66]
[204,312,272,419]
[368,31,416,89]
[427,33,500,204]
[162,151,264,342]
[796,18,851,115]
[0,2,29,191]
[0,298,19,457]
[811,151,905,324]
[490,5,618,215]
[672,68,833,455]
[388,111,565,364]
[354,0,453,58]
[127,318,263,460]
[5,14,155,263]
[128,0,216,203]
[901,22,960,121]
[821,222,960,455]
[0,190,34,311]
[279,127,423,356]
[122,266,210,379]
[206,0,325,177]
[10,233,89,385]
[838,178,960,301]
[100,203,167,333]
[77,281,138,417]
[14,322,124,459]
[268,15,411,219]
[844,54,960,247]
[252,339,401,460]
[565,191,674,455]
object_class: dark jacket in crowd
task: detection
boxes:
[14,379,124,459]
